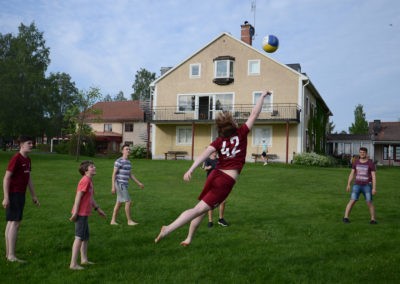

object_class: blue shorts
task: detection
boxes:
[351,184,373,202]
[115,181,131,203]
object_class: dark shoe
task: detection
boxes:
[218,218,229,227]
[342,217,350,223]
[370,220,378,224]
[207,222,213,228]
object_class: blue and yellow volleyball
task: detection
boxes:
[262,35,279,53]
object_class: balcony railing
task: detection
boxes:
[146,104,301,123]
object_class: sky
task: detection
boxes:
[1,0,399,133]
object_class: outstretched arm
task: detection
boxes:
[245,90,272,130]
[183,146,216,181]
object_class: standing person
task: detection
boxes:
[342,147,377,224]
[155,90,272,246]
[2,135,39,262]
[261,139,268,165]
[110,144,144,226]
[69,160,106,270]
[203,151,229,228]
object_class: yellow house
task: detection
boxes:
[149,23,332,162]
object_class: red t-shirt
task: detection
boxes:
[72,175,94,216]
[211,124,249,173]
[6,153,31,193]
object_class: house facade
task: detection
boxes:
[84,100,147,153]
[370,120,400,166]
[149,23,331,162]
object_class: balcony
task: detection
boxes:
[146,104,301,124]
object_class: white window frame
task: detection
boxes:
[253,91,272,112]
[190,63,201,78]
[214,59,234,79]
[248,60,260,75]
[252,126,273,146]
[214,93,234,112]
[177,95,195,112]
[104,123,112,132]
[176,126,192,145]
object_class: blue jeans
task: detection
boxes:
[351,184,372,202]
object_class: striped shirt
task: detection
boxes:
[114,158,131,185]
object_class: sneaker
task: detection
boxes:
[342,217,350,223]
[218,218,229,227]
[263,162,268,166]
[207,222,213,228]
[370,220,378,225]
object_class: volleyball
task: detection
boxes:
[262,35,279,53]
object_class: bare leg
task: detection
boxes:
[181,213,206,246]
[111,202,121,225]
[70,238,84,270]
[80,240,89,264]
[219,201,226,219]
[6,221,22,262]
[208,210,213,222]
[344,200,357,218]
[367,202,376,221]
[155,200,211,243]
[126,201,138,225]
[5,222,10,259]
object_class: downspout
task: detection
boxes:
[301,78,310,152]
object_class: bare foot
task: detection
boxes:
[7,257,26,263]
[155,226,167,243]
[180,241,190,247]
[81,261,95,265]
[128,221,139,226]
[110,221,119,225]
[70,265,84,270]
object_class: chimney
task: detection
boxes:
[373,119,381,135]
[241,21,254,46]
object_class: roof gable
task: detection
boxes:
[369,121,400,141]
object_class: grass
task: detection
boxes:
[0,151,399,283]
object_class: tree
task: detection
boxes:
[131,68,156,100]
[114,91,127,101]
[103,94,113,102]
[44,72,78,138]
[328,120,335,134]
[64,87,101,161]
[0,22,50,138]
[349,104,368,134]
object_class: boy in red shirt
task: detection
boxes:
[69,161,106,270]
[2,136,39,262]
[155,90,272,246]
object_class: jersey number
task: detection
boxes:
[221,136,240,157]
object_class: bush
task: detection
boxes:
[293,152,336,167]
[53,142,69,154]
[36,143,50,152]
[130,144,149,159]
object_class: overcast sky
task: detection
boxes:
[1,0,399,132]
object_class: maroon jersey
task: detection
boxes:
[211,124,249,173]
[352,159,376,185]
[6,153,31,193]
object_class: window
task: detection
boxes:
[305,97,309,115]
[213,56,235,85]
[253,91,272,112]
[176,126,192,145]
[125,123,133,132]
[215,94,233,112]
[383,145,399,160]
[252,126,272,146]
[248,60,260,75]
[104,124,112,132]
[124,141,133,146]
[190,63,201,78]
[178,95,195,112]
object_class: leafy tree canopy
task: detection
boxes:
[349,104,369,134]
[131,68,156,100]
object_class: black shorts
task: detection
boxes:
[75,216,89,241]
[261,151,267,157]
[6,192,26,222]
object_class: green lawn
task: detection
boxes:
[0,152,399,283]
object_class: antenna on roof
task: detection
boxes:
[251,0,256,40]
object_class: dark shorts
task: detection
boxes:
[75,216,89,241]
[198,170,236,209]
[6,192,26,222]
[261,151,267,157]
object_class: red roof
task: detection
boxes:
[369,121,400,142]
[85,101,144,122]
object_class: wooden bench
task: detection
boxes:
[251,153,278,163]
[164,151,188,160]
